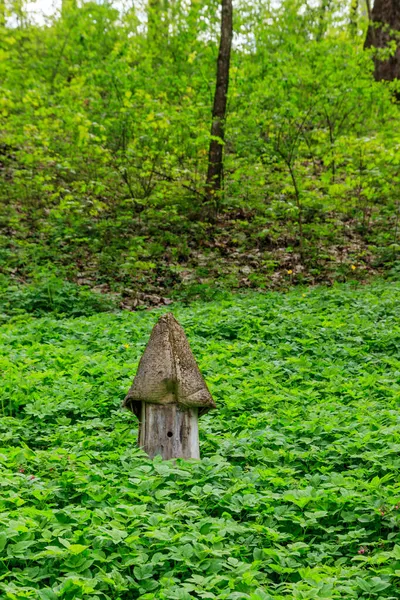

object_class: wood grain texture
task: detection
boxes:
[139,403,199,460]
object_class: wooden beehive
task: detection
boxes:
[122,313,215,459]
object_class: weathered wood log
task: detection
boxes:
[123,313,215,459]
[139,403,199,460]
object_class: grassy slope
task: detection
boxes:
[0,281,400,599]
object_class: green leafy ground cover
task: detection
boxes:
[0,281,400,599]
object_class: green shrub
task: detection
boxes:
[0,274,117,320]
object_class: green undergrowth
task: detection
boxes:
[0,281,400,599]
[0,274,118,321]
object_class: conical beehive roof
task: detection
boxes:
[123,313,216,417]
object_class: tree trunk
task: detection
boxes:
[0,0,5,27]
[147,0,168,46]
[349,0,360,36]
[365,0,373,22]
[365,0,400,82]
[316,0,331,41]
[205,0,233,214]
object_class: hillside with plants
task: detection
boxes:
[1,0,400,598]
[1,0,400,304]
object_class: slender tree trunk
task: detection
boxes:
[365,0,400,82]
[0,0,5,27]
[147,0,168,46]
[316,0,331,41]
[205,0,233,215]
[349,0,359,36]
[365,0,373,22]
[147,0,158,43]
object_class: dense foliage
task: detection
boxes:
[1,0,400,299]
[2,0,400,596]
[0,281,400,598]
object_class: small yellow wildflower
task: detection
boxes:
[351,265,356,271]
[302,293,306,298]
[287,269,293,275]
[124,344,130,349]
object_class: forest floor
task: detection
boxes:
[1,207,399,314]
[0,280,399,598]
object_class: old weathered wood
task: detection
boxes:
[139,403,199,460]
[123,313,215,460]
